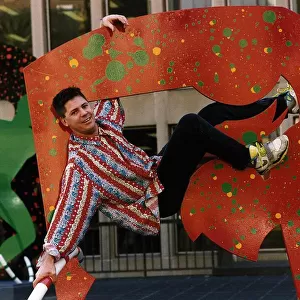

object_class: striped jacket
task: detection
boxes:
[43,99,164,262]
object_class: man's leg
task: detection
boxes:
[157,113,288,218]
[198,94,288,127]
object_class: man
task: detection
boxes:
[33,14,290,287]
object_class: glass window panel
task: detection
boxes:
[167,0,180,11]
[49,0,91,50]
[0,0,32,53]
[228,0,269,5]
[108,0,148,18]
[180,0,212,9]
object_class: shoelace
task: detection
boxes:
[254,142,267,168]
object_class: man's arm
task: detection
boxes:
[94,99,125,129]
[33,164,97,287]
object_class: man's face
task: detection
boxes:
[61,96,97,137]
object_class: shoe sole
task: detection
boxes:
[260,139,289,175]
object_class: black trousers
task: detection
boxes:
[157,96,287,218]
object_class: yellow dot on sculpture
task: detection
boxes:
[235,242,242,249]
[52,135,57,139]
[224,125,229,129]
[241,9,245,12]
[152,47,161,55]
[213,176,217,180]
[69,58,79,68]
[182,83,186,87]
[231,67,236,73]
[298,140,300,144]
[239,206,243,210]
[130,33,134,37]
[209,20,214,26]
[278,28,282,32]
[49,206,55,211]
[84,277,87,280]
[181,39,185,43]
[45,76,50,80]
[105,50,109,54]
[55,119,59,124]
[46,187,50,192]
[115,89,118,93]
[227,192,232,198]
[157,80,161,85]
[275,213,282,219]
[67,276,72,281]
[260,131,266,136]
[296,244,299,248]
[250,174,256,179]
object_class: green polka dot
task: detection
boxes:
[239,39,248,48]
[231,208,236,213]
[160,79,166,85]
[232,199,237,205]
[134,37,145,48]
[222,182,232,193]
[195,61,200,67]
[126,86,132,93]
[167,67,173,73]
[223,28,232,37]
[169,61,175,66]
[251,228,257,234]
[190,208,196,214]
[130,50,149,66]
[197,81,204,87]
[263,10,276,24]
[286,40,293,47]
[212,45,221,54]
[252,39,258,45]
[242,131,257,145]
[288,220,294,227]
[49,148,57,156]
[83,34,105,60]
[297,210,300,216]
[126,61,134,69]
[200,207,205,212]
[295,274,300,280]
[265,47,273,53]
[214,72,219,83]
[109,48,122,59]
[105,61,126,82]
[214,163,223,170]
[296,228,300,234]
[38,100,43,105]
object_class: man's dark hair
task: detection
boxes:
[52,87,87,117]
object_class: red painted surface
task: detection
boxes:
[24,6,300,299]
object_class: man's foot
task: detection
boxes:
[249,135,289,175]
[274,84,299,114]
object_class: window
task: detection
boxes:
[228,0,269,5]
[0,1,32,53]
[49,0,91,50]
[180,0,212,8]
[108,0,149,18]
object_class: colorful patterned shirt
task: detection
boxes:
[42,99,164,261]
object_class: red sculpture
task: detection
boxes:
[24,6,300,299]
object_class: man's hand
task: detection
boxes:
[100,14,129,31]
[33,253,56,288]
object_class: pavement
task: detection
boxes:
[0,274,298,300]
